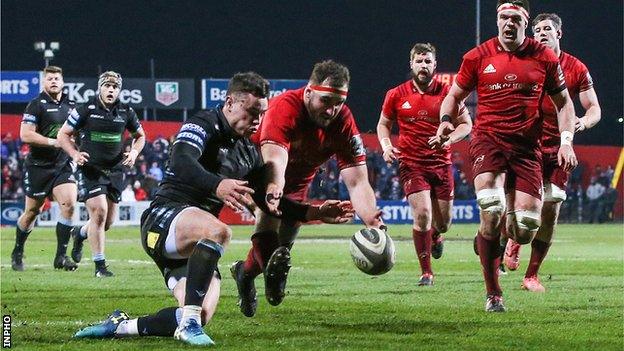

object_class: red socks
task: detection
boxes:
[476,233,502,296]
[242,231,279,278]
[412,228,433,275]
[525,239,551,278]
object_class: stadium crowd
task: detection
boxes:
[0,133,617,223]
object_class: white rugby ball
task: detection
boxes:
[349,227,395,275]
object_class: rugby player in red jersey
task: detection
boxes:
[437,0,578,312]
[230,60,384,317]
[502,12,601,292]
[377,43,472,286]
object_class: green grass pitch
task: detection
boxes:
[1,223,622,350]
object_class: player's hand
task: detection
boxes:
[265,183,283,216]
[307,200,355,223]
[574,117,587,132]
[557,144,578,172]
[428,134,451,150]
[382,147,401,164]
[72,151,90,166]
[436,121,455,138]
[216,179,255,212]
[122,149,139,167]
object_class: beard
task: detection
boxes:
[411,71,434,86]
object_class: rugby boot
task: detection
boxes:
[54,255,78,271]
[264,246,291,306]
[73,310,129,338]
[503,239,521,271]
[431,233,445,259]
[230,260,258,317]
[11,248,24,271]
[95,265,114,277]
[521,275,546,293]
[417,273,434,286]
[174,319,215,346]
[485,295,506,312]
[71,226,86,263]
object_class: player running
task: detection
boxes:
[231,60,384,317]
[503,12,601,292]
[377,43,472,286]
[11,65,78,272]
[57,71,146,277]
[72,72,354,346]
[437,0,578,312]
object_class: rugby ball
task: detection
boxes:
[349,227,395,275]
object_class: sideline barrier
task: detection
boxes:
[1,200,479,226]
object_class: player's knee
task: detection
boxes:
[208,222,232,245]
[24,205,41,218]
[476,188,506,216]
[513,210,540,244]
[58,201,75,218]
[543,183,567,203]
[90,207,107,226]
[434,221,450,233]
[413,210,431,231]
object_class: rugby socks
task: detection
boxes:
[243,231,279,277]
[476,233,502,296]
[79,225,88,238]
[93,253,106,269]
[184,239,223,310]
[525,239,551,278]
[13,223,32,252]
[412,229,433,275]
[55,216,73,257]
[134,307,182,336]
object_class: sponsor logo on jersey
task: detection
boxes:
[146,231,160,249]
[504,74,517,82]
[89,114,104,119]
[418,110,428,116]
[180,123,207,137]
[113,115,125,123]
[401,101,412,109]
[483,64,497,74]
[46,108,59,112]
[155,82,179,106]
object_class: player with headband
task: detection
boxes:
[437,0,578,312]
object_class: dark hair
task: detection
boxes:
[410,43,436,60]
[43,66,62,75]
[309,60,350,87]
[496,0,529,13]
[533,13,562,30]
[227,72,270,98]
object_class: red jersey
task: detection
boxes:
[541,51,593,153]
[252,88,366,194]
[455,37,566,148]
[382,79,461,165]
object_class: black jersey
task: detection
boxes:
[156,108,265,214]
[22,92,75,166]
[68,97,142,170]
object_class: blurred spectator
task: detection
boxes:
[148,161,163,182]
[133,180,148,201]
[455,171,475,200]
[121,184,137,202]
[586,177,606,223]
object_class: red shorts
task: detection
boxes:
[469,135,543,199]
[398,161,454,201]
[542,151,569,189]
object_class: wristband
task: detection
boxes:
[440,114,451,123]
[560,131,573,146]
[380,137,393,152]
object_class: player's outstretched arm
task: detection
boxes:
[377,114,400,164]
[576,87,601,131]
[57,123,89,166]
[437,83,471,139]
[550,89,578,172]
[20,123,60,148]
[340,164,383,228]
[122,128,146,167]
[260,143,289,213]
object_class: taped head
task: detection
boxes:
[98,71,122,90]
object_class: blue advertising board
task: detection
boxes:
[1,201,24,226]
[354,200,479,224]
[0,71,42,102]
[201,79,307,108]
